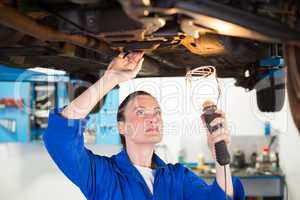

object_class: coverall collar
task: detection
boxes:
[113,149,167,180]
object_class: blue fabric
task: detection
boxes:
[43,108,245,200]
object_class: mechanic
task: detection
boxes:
[43,52,245,200]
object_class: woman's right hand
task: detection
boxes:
[104,51,144,84]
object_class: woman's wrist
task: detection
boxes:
[102,71,122,86]
[215,163,234,196]
[215,162,230,170]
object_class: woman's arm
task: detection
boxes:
[43,52,144,198]
[61,52,144,119]
[216,163,234,197]
[204,111,234,197]
[182,166,245,200]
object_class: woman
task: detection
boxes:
[43,52,245,200]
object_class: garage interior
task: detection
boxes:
[0,0,300,200]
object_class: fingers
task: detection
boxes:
[118,51,144,62]
[209,117,227,129]
[127,51,144,63]
[105,52,144,83]
[208,110,227,129]
[204,109,230,160]
[137,58,144,70]
[115,57,144,81]
[210,117,224,127]
[131,58,144,76]
[208,128,231,145]
[214,132,230,145]
[118,52,129,58]
[115,52,143,71]
[215,109,225,117]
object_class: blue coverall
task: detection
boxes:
[43,108,245,200]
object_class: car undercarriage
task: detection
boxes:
[0,0,299,132]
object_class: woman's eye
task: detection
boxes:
[136,110,145,116]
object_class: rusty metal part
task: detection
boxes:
[136,2,300,44]
[139,55,186,77]
[0,2,114,56]
[117,0,169,42]
[62,43,77,57]
[27,11,50,20]
[140,17,166,35]
[110,41,161,52]
[78,8,146,42]
[176,1,300,43]
[119,0,152,18]
[122,0,151,7]
[113,1,168,42]
[147,53,181,69]
[180,19,214,39]
[136,7,276,42]
[138,56,160,76]
[181,35,225,56]
[148,6,276,42]
[182,13,277,42]
[95,29,145,42]
[94,18,166,43]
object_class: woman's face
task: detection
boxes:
[119,95,163,146]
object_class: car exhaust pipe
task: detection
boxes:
[175,1,300,46]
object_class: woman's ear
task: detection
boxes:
[118,121,125,135]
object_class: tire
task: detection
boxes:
[284,44,300,134]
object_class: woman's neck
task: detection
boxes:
[126,143,154,168]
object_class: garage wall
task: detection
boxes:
[277,103,300,200]
[0,143,85,200]
[0,143,123,200]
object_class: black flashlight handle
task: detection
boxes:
[201,107,231,166]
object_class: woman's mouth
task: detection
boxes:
[146,127,159,132]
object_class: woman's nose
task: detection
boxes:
[149,117,158,124]
[146,113,159,123]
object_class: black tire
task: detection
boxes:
[284,44,300,134]
[255,69,286,112]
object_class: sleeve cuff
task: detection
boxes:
[53,106,89,127]
[53,106,90,121]
[211,176,245,200]
[43,107,90,141]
